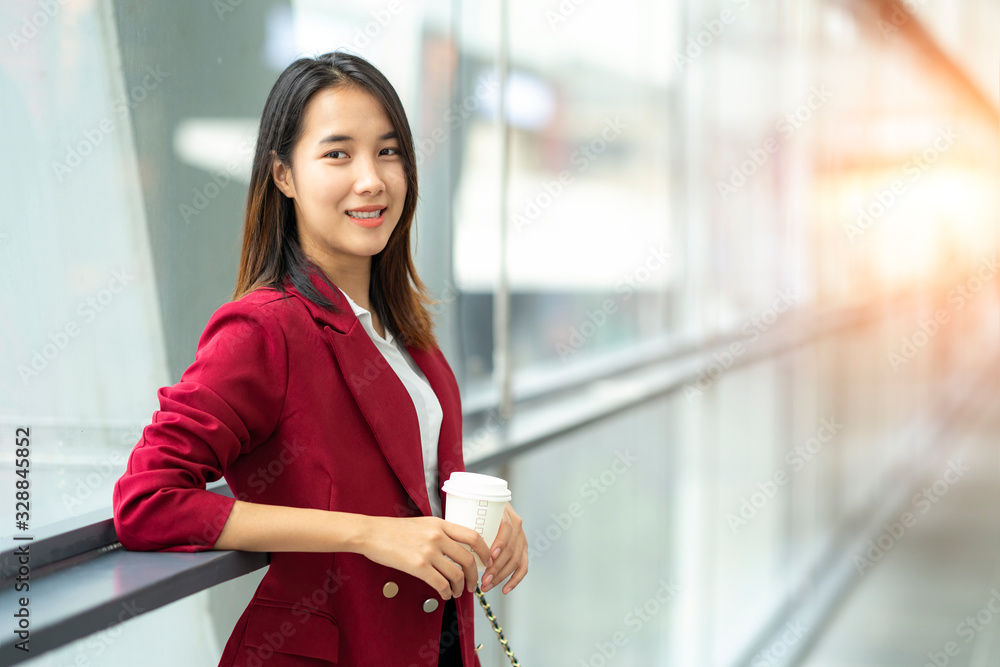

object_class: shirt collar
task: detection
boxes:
[337,286,394,345]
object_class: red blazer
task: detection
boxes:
[113,269,480,666]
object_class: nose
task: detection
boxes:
[352,155,385,196]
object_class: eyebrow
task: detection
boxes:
[317,130,398,145]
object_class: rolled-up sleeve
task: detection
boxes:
[113,298,288,552]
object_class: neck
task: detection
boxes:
[314,255,373,311]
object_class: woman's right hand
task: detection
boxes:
[354,515,492,600]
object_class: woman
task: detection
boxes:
[113,51,528,666]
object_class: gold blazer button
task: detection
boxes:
[382,581,399,598]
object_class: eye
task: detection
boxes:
[380,147,400,157]
[325,150,348,159]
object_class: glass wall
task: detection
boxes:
[1,0,996,665]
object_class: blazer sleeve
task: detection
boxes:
[112,298,289,552]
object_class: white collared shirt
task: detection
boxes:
[338,287,444,517]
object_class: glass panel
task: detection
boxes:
[0,0,168,533]
[476,396,677,666]
[500,0,677,375]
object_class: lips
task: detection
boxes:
[345,206,387,228]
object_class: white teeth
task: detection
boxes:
[347,209,384,219]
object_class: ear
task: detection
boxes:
[271,151,296,199]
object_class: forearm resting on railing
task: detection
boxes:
[212,499,370,553]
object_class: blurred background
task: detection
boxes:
[0,0,997,665]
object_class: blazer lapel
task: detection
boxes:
[405,345,465,504]
[285,270,433,517]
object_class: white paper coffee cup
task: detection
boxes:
[442,472,512,572]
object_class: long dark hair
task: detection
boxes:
[233,51,437,350]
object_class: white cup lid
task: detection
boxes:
[442,472,511,502]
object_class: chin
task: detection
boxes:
[356,240,392,257]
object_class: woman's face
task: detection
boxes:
[273,85,407,273]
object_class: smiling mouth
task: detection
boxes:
[346,209,386,219]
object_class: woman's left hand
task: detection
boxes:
[481,502,529,594]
